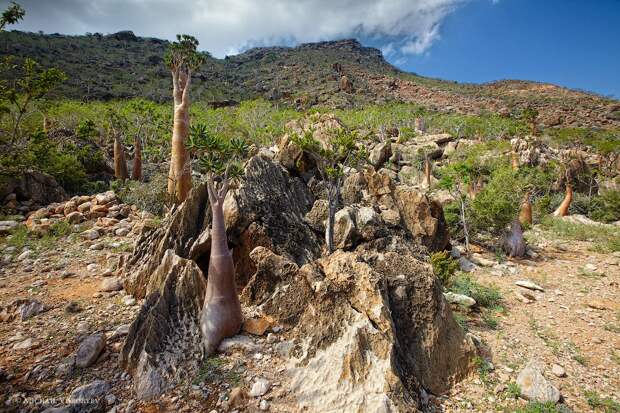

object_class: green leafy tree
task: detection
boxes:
[0,58,66,142]
[522,106,539,136]
[0,1,24,31]
[291,128,367,253]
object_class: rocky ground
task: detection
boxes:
[1,193,618,413]
[443,232,620,412]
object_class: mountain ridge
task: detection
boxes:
[2,30,619,128]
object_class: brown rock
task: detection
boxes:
[242,316,274,336]
[393,185,450,252]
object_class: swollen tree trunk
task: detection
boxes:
[132,135,142,181]
[519,191,533,226]
[200,177,242,355]
[167,71,193,203]
[553,184,573,217]
[424,157,432,189]
[502,219,526,258]
[43,115,51,133]
[326,178,337,254]
[459,195,470,253]
[114,135,129,180]
[511,151,519,171]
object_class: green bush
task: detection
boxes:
[114,173,171,216]
[430,251,459,286]
[449,274,503,309]
[470,166,523,235]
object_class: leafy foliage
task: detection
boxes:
[0,1,24,31]
[189,123,248,181]
[430,251,459,286]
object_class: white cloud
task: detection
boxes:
[5,0,465,57]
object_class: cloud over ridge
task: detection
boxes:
[7,0,464,57]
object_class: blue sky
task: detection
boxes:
[6,0,620,98]
[365,0,620,98]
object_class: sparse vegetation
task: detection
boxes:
[431,251,459,285]
[584,390,620,413]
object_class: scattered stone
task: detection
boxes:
[250,378,271,397]
[243,316,273,336]
[100,277,123,292]
[66,211,85,224]
[76,321,90,334]
[443,292,476,308]
[115,228,130,237]
[470,254,495,267]
[109,324,130,341]
[12,337,35,350]
[516,360,560,403]
[75,333,107,368]
[17,249,32,261]
[122,295,136,306]
[18,299,46,320]
[266,333,278,344]
[259,399,270,411]
[81,229,100,240]
[87,263,99,272]
[68,379,110,404]
[459,257,476,272]
[218,335,258,354]
[515,280,544,292]
[65,301,82,313]
[515,291,536,304]
[89,243,104,251]
[105,394,117,405]
[551,364,566,378]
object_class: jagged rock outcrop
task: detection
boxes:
[120,250,207,400]
[243,246,476,412]
[120,151,470,408]
[124,154,321,298]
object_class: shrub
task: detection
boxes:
[114,173,171,216]
[430,251,459,286]
[584,390,620,412]
[470,166,523,235]
[450,274,503,309]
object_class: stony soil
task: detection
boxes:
[441,232,620,412]
[1,215,618,413]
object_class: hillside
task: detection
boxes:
[2,30,620,129]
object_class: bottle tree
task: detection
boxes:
[292,128,367,253]
[188,124,248,355]
[165,35,205,203]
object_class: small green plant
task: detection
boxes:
[430,251,459,286]
[193,356,241,386]
[452,312,469,332]
[610,350,620,366]
[291,125,367,253]
[506,382,521,399]
[473,356,494,386]
[513,402,572,413]
[482,310,499,330]
[450,274,503,309]
[585,390,620,412]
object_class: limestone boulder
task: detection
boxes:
[243,248,475,412]
[393,185,450,252]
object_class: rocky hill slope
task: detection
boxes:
[2,30,619,128]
